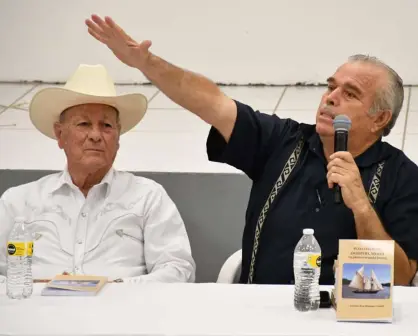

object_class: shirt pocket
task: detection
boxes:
[84,210,144,264]
[114,227,144,243]
[25,212,74,259]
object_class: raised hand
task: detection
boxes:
[85,14,152,69]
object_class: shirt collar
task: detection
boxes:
[48,166,115,197]
[305,128,389,168]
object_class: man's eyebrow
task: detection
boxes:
[344,82,363,96]
[326,77,363,96]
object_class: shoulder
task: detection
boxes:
[114,170,166,192]
[233,99,315,146]
[383,142,418,176]
[113,171,179,217]
[111,171,170,205]
[380,142,418,198]
[1,172,62,203]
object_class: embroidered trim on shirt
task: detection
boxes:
[368,161,385,204]
[247,137,305,284]
[247,138,385,284]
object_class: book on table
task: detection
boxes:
[41,274,108,296]
[333,239,395,323]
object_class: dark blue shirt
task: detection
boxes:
[207,100,418,285]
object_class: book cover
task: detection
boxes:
[335,239,394,322]
[41,275,108,296]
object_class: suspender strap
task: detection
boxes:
[247,137,305,284]
[368,161,385,204]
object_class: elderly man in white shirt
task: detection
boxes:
[0,64,196,283]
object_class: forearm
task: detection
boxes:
[139,53,236,137]
[86,15,237,138]
[353,203,414,285]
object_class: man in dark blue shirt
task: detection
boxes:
[86,15,418,286]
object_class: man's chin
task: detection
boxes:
[315,123,334,137]
[80,158,108,169]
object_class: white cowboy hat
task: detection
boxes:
[29,64,148,139]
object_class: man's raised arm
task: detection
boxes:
[85,15,237,142]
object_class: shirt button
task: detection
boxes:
[77,239,83,244]
[315,208,320,212]
[81,212,87,217]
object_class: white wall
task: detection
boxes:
[0,0,417,84]
[1,0,418,174]
[1,84,416,173]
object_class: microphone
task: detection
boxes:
[332,115,352,204]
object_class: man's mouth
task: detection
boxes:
[320,112,334,119]
[85,149,104,152]
[319,105,335,120]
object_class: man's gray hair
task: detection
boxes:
[348,54,404,137]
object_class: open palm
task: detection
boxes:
[85,15,152,69]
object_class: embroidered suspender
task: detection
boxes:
[368,161,385,204]
[247,137,305,284]
[247,140,385,284]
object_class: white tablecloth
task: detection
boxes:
[0,283,416,336]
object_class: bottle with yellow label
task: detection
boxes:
[6,216,33,299]
[293,228,322,312]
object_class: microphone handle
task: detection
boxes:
[334,130,348,152]
[334,185,342,203]
[333,130,348,204]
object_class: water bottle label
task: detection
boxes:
[307,254,321,268]
[7,241,33,256]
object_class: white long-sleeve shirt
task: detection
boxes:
[0,168,195,283]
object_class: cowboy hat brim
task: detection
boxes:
[29,87,148,139]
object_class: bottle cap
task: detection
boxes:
[303,228,314,235]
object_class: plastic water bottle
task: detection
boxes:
[293,228,321,312]
[6,217,33,299]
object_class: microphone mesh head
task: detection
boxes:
[333,114,352,131]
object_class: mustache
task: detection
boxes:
[320,104,335,117]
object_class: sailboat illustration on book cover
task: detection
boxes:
[342,263,391,299]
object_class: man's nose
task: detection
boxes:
[88,126,103,142]
[326,90,340,106]
[326,96,335,106]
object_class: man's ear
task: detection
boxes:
[116,132,121,151]
[371,110,392,134]
[53,122,64,149]
[116,124,121,151]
